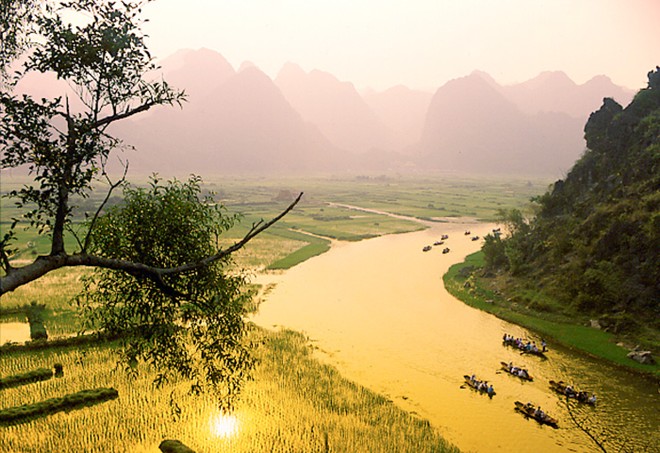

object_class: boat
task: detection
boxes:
[442,247,450,254]
[549,380,597,405]
[514,401,559,428]
[463,375,495,398]
[502,337,547,358]
[433,241,444,246]
[422,245,432,252]
[441,234,449,240]
[500,361,533,381]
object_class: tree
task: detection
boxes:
[481,233,507,272]
[1,0,301,409]
[78,175,265,412]
[0,0,40,86]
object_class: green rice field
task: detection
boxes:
[1,174,549,452]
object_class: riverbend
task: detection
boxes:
[253,220,660,452]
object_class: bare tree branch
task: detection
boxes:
[0,193,303,295]
[82,161,129,252]
[160,191,303,276]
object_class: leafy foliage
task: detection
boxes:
[485,68,660,328]
[0,0,39,86]
[77,176,254,412]
[1,0,298,410]
[1,0,185,272]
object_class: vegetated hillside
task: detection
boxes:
[486,68,659,338]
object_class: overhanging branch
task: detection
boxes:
[0,192,303,296]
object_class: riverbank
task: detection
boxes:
[444,251,660,380]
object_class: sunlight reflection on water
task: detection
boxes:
[210,413,239,439]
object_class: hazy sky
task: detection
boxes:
[142,0,659,92]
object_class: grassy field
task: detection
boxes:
[0,325,459,452]
[2,173,547,270]
[0,174,552,451]
[444,252,660,378]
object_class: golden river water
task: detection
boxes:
[252,220,660,453]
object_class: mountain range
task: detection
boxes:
[17,48,636,176]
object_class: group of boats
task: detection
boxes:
[421,231,486,252]
[462,334,599,429]
[423,244,447,253]
[422,235,450,253]
[421,233,464,253]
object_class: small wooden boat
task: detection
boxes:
[514,401,559,428]
[463,375,495,398]
[442,247,450,254]
[422,245,432,252]
[441,234,449,240]
[433,241,444,246]
[500,362,533,381]
[502,338,547,359]
[549,380,597,405]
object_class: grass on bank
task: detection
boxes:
[265,229,331,270]
[0,328,459,453]
[444,251,660,378]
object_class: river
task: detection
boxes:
[252,220,659,452]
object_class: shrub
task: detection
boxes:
[0,367,53,390]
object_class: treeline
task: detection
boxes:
[482,67,659,333]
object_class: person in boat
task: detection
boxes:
[588,394,597,404]
[470,374,476,383]
[565,385,575,397]
[487,384,494,396]
[541,339,547,352]
[534,406,545,420]
[518,369,528,379]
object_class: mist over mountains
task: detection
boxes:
[20,48,635,177]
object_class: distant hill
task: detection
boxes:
[158,48,236,101]
[416,72,585,175]
[275,63,396,153]
[483,68,660,334]
[10,47,639,176]
[112,62,343,174]
[501,71,634,119]
[362,85,433,152]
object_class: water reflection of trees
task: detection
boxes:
[563,397,652,453]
